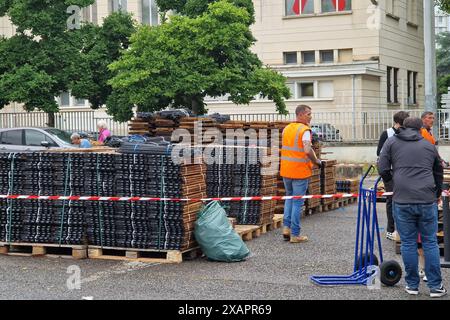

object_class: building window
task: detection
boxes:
[407,71,418,105]
[407,0,417,24]
[91,1,98,25]
[285,0,314,16]
[142,0,159,25]
[287,82,295,98]
[393,68,399,103]
[386,0,396,16]
[74,98,87,106]
[289,81,334,99]
[82,7,91,22]
[284,52,298,64]
[321,0,351,13]
[298,82,314,98]
[110,0,127,13]
[387,66,399,104]
[302,51,315,64]
[60,92,70,106]
[320,50,334,63]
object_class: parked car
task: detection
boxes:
[0,127,76,152]
[310,123,342,142]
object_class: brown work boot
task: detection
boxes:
[290,235,309,243]
[282,227,290,241]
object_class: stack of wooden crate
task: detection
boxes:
[320,160,337,210]
[273,121,290,216]
[128,117,151,135]
[179,117,218,144]
[305,168,321,214]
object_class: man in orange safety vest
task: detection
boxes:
[280,105,322,243]
[420,111,436,145]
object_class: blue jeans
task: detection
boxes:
[283,178,309,237]
[393,202,442,290]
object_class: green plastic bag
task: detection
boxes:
[195,201,250,262]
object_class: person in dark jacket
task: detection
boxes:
[376,111,409,241]
[378,117,446,298]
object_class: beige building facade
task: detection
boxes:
[1,0,425,118]
[207,0,425,116]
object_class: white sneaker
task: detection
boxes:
[430,285,447,298]
[405,286,419,295]
[386,232,396,241]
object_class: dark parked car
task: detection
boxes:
[310,123,342,142]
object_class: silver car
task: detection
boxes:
[0,127,76,152]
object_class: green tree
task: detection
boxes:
[156,0,254,22]
[437,0,450,13]
[0,1,95,125]
[0,1,135,125]
[437,32,450,107]
[70,13,136,109]
[107,0,290,121]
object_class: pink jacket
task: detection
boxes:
[98,128,111,143]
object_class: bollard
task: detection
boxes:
[441,194,450,268]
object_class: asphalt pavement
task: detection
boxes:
[0,202,448,300]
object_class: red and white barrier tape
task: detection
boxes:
[0,192,395,202]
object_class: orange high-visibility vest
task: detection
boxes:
[280,123,313,179]
[421,128,436,145]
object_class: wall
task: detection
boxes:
[251,0,379,65]
[379,0,425,109]
[0,16,15,38]
[325,144,450,164]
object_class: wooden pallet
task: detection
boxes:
[87,246,202,264]
[335,197,357,207]
[0,242,87,259]
[235,225,262,241]
[304,206,321,215]
[321,201,339,212]
[235,214,283,241]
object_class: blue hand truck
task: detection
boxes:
[311,166,402,286]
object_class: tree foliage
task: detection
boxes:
[71,13,136,109]
[437,0,450,13]
[437,32,450,105]
[0,0,94,113]
[108,0,290,121]
[156,0,254,23]
[0,1,135,116]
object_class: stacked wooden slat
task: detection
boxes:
[320,160,337,208]
[218,120,246,132]
[153,117,177,138]
[336,179,359,194]
[305,168,321,211]
[273,121,290,215]
[128,117,151,135]
[179,163,207,250]
[179,117,219,144]
[443,168,450,185]
[206,145,277,226]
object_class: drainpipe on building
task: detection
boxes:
[352,74,356,141]
[424,0,438,137]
